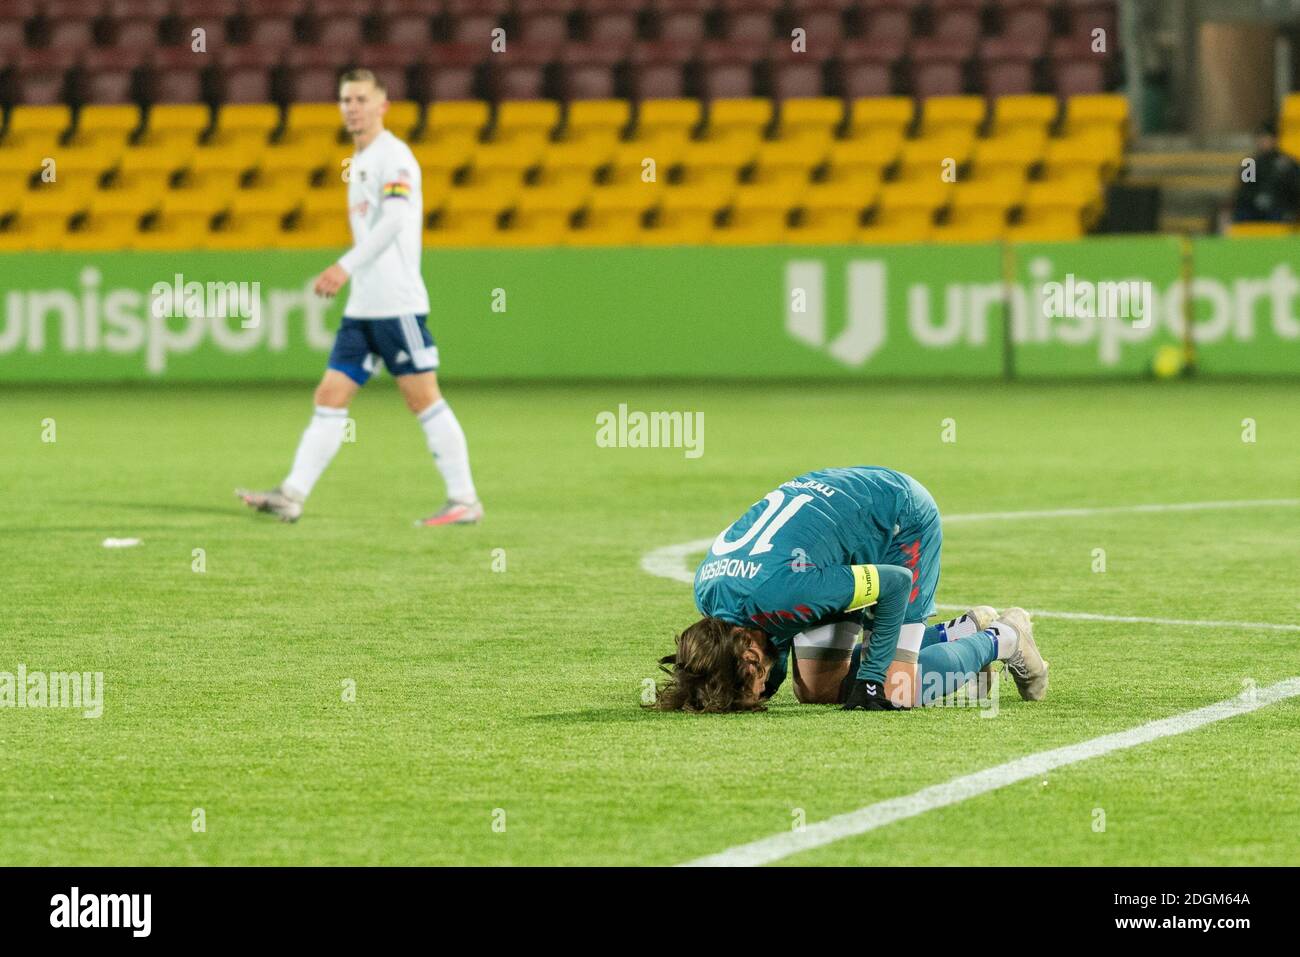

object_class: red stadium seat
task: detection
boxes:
[720,0,781,43]
[110,17,162,50]
[287,48,349,103]
[217,47,278,104]
[655,0,709,45]
[1052,57,1105,96]
[630,42,690,99]
[932,8,981,44]
[17,49,79,105]
[1063,0,1118,44]
[999,4,1052,45]
[416,43,483,102]
[447,0,507,46]
[699,41,763,99]
[314,16,365,49]
[0,19,27,56]
[784,4,848,52]
[556,42,625,100]
[148,46,208,103]
[981,58,1035,97]
[770,46,826,100]
[486,41,558,100]
[80,48,147,104]
[583,1,639,46]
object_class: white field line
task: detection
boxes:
[641,497,1300,632]
[679,677,1300,867]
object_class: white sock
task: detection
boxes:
[283,405,349,500]
[418,399,477,503]
[937,613,981,642]
[988,622,1021,661]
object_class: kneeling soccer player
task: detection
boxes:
[649,466,1048,713]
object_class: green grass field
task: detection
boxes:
[2,379,1298,866]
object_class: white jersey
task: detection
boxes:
[338,129,430,318]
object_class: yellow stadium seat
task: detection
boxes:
[3,105,72,150]
[631,99,702,148]
[279,104,346,159]
[563,99,630,146]
[848,97,915,138]
[206,208,285,249]
[410,139,476,178]
[0,150,43,178]
[146,104,210,138]
[236,168,312,217]
[506,187,583,246]
[991,95,1059,135]
[676,140,750,187]
[752,140,822,188]
[802,176,881,214]
[19,186,92,219]
[424,101,490,148]
[920,96,986,137]
[297,188,347,220]
[857,180,949,244]
[605,140,686,184]
[494,100,562,147]
[384,101,421,139]
[463,143,537,196]
[117,148,189,183]
[536,140,615,190]
[570,185,658,246]
[825,139,893,184]
[932,183,1011,243]
[211,103,280,157]
[642,185,723,245]
[280,212,350,249]
[67,105,140,166]
[897,133,975,182]
[426,189,509,247]
[162,181,236,218]
[1044,128,1123,179]
[1007,207,1083,241]
[89,186,160,218]
[1282,92,1300,128]
[61,210,142,251]
[789,189,862,244]
[971,130,1046,178]
[0,211,70,250]
[1225,221,1295,238]
[1064,94,1129,136]
[134,211,213,250]
[776,97,843,144]
[717,185,796,245]
[703,98,772,146]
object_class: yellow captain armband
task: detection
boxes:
[846,564,880,611]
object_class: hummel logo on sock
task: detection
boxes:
[865,683,877,695]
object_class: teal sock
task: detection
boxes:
[916,631,999,706]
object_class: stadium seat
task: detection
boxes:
[788,187,862,244]
[493,99,562,146]
[630,97,702,152]
[719,183,797,244]
[676,140,749,187]
[702,97,772,146]
[561,99,631,146]
[919,95,986,137]
[932,182,1014,243]
[752,140,822,188]
[857,180,950,244]
[642,185,723,245]
[507,186,584,246]
[1225,221,1295,238]
[570,184,659,246]
[1064,93,1129,136]
[991,93,1058,135]
[774,97,843,145]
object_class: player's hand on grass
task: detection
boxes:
[313,264,350,298]
[841,678,898,711]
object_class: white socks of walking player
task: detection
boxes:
[989,622,1021,660]
[418,399,477,503]
[283,406,349,501]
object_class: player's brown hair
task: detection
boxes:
[648,618,771,713]
[339,68,386,95]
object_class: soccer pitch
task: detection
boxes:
[2,379,1298,866]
